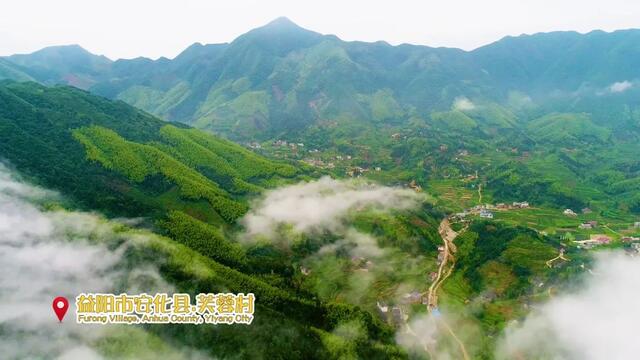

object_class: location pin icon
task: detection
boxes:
[52,296,69,322]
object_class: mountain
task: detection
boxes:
[4,20,640,140]
[0,80,586,359]
[0,58,34,81]
[0,80,303,224]
[3,20,640,213]
[1,80,427,358]
[4,19,638,214]
[6,44,112,89]
[473,29,640,93]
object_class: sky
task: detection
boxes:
[1,0,639,60]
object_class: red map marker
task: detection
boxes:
[52,296,69,322]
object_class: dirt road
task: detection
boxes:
[427,218,459,309]
[425,217,470,360]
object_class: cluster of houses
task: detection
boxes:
[573,234,612,249]
[273,139,305,148]
[302,157,384,175]
[627,242,640,255]
[570,217,640,249]
[247,142,262,149]
[620,236,640,255]
[376,290,428,327]
[453,201,530,220]
[376,301,407,325]
[564,207,593,217]
[303,158,335,169]
[347,166,368,177]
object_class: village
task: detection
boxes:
[252,138,388,176]
[299,255,427,328]
[451,200,531,221]
[266,138,640,330]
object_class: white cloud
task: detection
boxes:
[0,164,208,359]
[496,252,640,360]
[240,176,421,242]
[452,97,476,111]
[609,80,633,93]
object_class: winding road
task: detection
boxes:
[424,217,470,360]
[427,218,459,309]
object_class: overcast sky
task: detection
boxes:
[1,0,638,60]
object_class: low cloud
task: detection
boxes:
[608,80,633,93]
[396,314,439,356]
[0,164,207,360]
[396,310,480,360]
[240,177,427,311]
[240,176,421,242]
[452,97,476,111]
[496,252,640,359]
[317,229,385,259]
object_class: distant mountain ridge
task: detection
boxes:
[2,18,640,140]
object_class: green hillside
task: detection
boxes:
[526,113,611,144]
[0,58,34,81]
[0,81,302,224]
[0,80,415,358]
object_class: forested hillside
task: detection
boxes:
[0,80,422,358]
[0,81,305,224]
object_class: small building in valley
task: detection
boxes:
[579,223,593,230]
[479,209,494,219]
[590,234,612,244]
[402,291,422,304]
[622,236,640,242]
[513,201,530,208]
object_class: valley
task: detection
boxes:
[1,16,639,360]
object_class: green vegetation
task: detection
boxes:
[0,81,305,225]
[3,19,640,358]
[0,81,412,358]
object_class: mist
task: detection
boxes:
[241,176,421,242]
[0,164,208,360]
[452,97,476,111]
[496,251,640,359]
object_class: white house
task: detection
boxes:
[480,209,494,219]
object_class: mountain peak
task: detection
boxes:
[229,16,323,55]
[264,16,300,29]
[250,16,318,36]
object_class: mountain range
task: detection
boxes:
[1,17,640,359]
[3,17,640,140]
